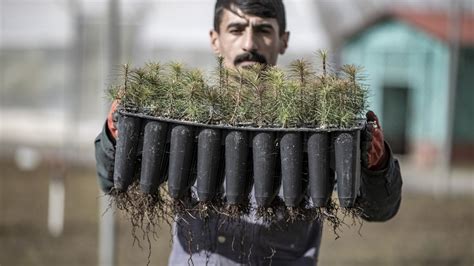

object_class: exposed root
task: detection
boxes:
[308,198,343,239]
[321,199,343,239]
[256,206,276,224]
[256,197,286,225]
[340,205,364,235]
[109,187,134,214]
[263,247,276,266]
[109,182,167,266]
[197,196,226,219]
[223,204,241,220]
[220,200,251,220]
[284,198,313,223]
[167,193,195,222]
[165,193,198,266]
[216,202,251,263]
[106,181,368,265]
[172,212,196,266]
[285,206,307,223]
[197,201,212,220]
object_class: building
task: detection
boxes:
[341,10,474,166]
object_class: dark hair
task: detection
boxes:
[213,0,286,35]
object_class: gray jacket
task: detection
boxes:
[94,122,402,265]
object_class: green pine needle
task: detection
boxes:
[110,53,368,129]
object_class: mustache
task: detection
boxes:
[234,52,267,66]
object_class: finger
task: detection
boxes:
[111,99,119,111]
[368,129,386,169]
[107,117,118,139]
[112,111,119,124]
[372,127,384,143]
[366,110,381,129]
[366,110,376,121]
[107,101,120,139]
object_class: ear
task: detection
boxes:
[210,30,221,54]
[279,31,290,54]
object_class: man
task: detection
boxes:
[95,0,402,265]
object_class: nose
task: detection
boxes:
[242,29,258,52]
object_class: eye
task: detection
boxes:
[256,26,273,34]
[229,27,243,35]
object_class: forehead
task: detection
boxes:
[219,8,280,30]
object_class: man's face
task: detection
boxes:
[210,8,289,68]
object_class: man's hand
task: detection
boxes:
[361,111,389,170]
[107,100,119,140]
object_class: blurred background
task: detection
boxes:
[1,0,473,265]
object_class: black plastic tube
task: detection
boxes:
[307,132,332,207]
[334,130,361,208]
[113,114,142,192]
[252,132,277,207]
[224,131,250,205]
[167,125,195,199]
[139,120,169,194]
[196,128,222,202]
[280,132,304,207]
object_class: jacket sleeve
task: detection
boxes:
[94,121,116,193]
[357,142,403,222]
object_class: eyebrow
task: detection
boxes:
[226,21,275,32]
[227,22,248,30]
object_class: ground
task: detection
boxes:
[0,160,472,266]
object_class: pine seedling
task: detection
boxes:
[265,66,297,127]
[215,56,229,92]
[163,62,188,119]
[227,67,252,125]
[288,59,314,126]
[182,69,208,122]
[107,64,130,106]
[325,65,368,128]
[106,84,122,104]
[141,62,168,116]
[122,66,158,112]
[289,59,313,88]
[313,83,333,128]
[202,83,224,124]
[310,51,335,128]
[340,64,368,120]
[242,64,273,127]
[107,55,369,129]
[279,81,301,127]
[309,51,369,128]
[317,49,328,82]
[327,75,353,127]
[205,56,231,124]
